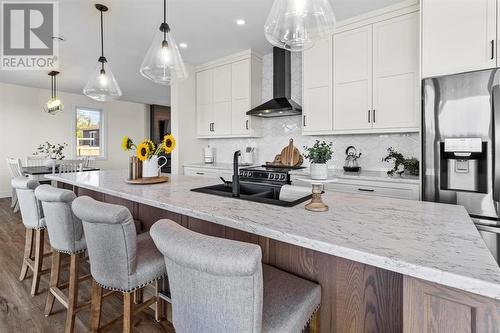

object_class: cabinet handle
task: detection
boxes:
[491,40,495,60]
[358,188,375,192]
[196,172,205,175]
[373,109,376,123]
[368,110,371,123]
[212,123,215,132]
[209,123,212,132]
[245,119,249,130]
[303,115,307,127]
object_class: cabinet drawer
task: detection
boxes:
[327,182,417,200]
[184,167,219,178]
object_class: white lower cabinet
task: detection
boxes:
[292,177,420,201]
[184,167,220,178]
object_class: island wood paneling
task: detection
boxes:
[404,276,500,333]
[70,187,404,333]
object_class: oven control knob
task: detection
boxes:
[248,172,253,177]
[280,174,286,180]
[244,172,248,177]
[239,171,243,176]
[269,174,274,179]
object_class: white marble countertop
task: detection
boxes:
[48,170,500,300]
[290,168,420,184]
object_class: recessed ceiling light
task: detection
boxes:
[236,19,246,26]
[179,43,188,48]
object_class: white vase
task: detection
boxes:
[310,163,328,180]
[45,158,57,169]
[142,155,167,178]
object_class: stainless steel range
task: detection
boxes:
[191,152,309,207]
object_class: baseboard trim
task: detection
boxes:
[0,191,12,199]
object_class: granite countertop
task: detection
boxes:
[48,170,500,300]
[290,168,420,184]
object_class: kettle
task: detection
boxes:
[343,146,362,172]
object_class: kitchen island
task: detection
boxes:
[48,170,500,332]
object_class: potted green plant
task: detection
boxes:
[34,142,67,168]
[303,140,334,180]
[382,147,419,176]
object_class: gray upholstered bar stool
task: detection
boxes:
[72,196,167,333]
[35,185,88,333]
[150,219,322,333]
[11,176,49,296]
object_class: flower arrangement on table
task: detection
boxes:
[122,134,176,160]
[122,134,176,179]
[34,142,68,168]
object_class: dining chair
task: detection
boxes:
[55,160,83,174]
[35,185,88,333]
[150,219,322,333]
[6,158,24,213]
[11,177,50,296]
[26,155,47,167]
[72,196,167,333]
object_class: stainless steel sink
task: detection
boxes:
[191,182,311,207]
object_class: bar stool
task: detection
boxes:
[35,185,88,333]
[150,219,322,333]
[72,196,167,333]
[11,176,49,296]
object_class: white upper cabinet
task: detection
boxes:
[422,0,497,78]
[302,3,420,135]
[372,12,419,130]
[303,37,333,134]
[195,50,262,138]
[333,25,373,131]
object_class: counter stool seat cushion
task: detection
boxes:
[11,177,46,230]
[72,196,166,292]
[262,264,321,333]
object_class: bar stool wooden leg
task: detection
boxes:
[155,278,165,322]
[64,253,80,333]
[90,279,103,333]
[30,229,45,296]
[133,288,143,304]
[19,229,34,281]
[309,311,320,333]
[123,292,133,333]
[44,250,61,316]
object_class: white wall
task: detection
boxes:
[0,82,148,197]
[206,52,420,171]
[171,64,205,174]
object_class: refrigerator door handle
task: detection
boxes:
[477,224,500,234]
[493,85,500,202]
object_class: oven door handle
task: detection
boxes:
[476,224,500,234]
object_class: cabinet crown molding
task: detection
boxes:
[195,49,263,72]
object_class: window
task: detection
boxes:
[75,107,104,158]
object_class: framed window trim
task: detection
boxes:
[73,106,107,161]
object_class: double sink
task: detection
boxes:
[191,182,311,207]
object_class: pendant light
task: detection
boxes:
[140,0,187,85]
[83,4,122,101]
[43,71,63,115]
[264,0,336,52]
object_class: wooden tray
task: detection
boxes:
[125,176,169,185]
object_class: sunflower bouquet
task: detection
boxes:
[121,134,176,162]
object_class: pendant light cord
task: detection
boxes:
[163,0,167,41]
[51,75,54,99]
[100,9,105,71]
[53,75,56,99]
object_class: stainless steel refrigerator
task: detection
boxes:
[423,69,500,264]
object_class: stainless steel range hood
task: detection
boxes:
[247,47,302,118]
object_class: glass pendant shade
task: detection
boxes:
[43,71,63,115]
[83,62,122,102]
[140,27,187,85]
[264,0,336,52]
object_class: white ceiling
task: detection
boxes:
[0,0,405,106]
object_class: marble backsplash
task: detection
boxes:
[206,52,420,171]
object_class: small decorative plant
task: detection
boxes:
[34,142,67,160]
[382,147,419,176]
[303,140,334,164]
[122,134,177,161]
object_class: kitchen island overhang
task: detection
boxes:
[48,170,500,332]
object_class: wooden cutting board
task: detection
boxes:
[280,139,301,166]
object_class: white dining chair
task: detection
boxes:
[6,158,24,213]
[55,160,83,174]
[25,155,47,167]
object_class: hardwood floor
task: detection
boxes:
[0,198,174,333]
